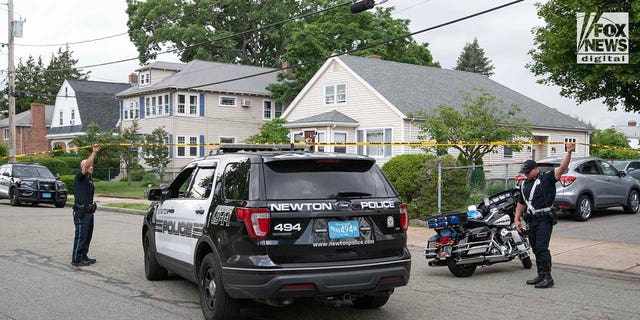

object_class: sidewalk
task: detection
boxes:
[89,197,640,275]
[407,226,640,275]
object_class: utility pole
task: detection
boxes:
[7,0,16,163]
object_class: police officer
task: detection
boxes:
[514,142,575,288]
[71,144,100,267]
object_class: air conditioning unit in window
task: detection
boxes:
[241,99,252,107]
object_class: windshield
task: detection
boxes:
[610,161,627,171]
[14,165,55,179]
[263,159,396,200]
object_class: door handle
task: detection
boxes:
[195,209,205,215]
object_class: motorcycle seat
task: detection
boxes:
[465,218,489,228]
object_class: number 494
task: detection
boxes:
[273,223,302,232]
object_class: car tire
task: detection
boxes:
[574,194,593,221]
[352,291,392,309]
[9,188,20,206]
[54,201,66,208]
[623,189,640,214]
[446,258,477,277]
[199,252,241,320]
[143,231,168,281]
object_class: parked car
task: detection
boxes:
[609,160,640,181]
[0,163,67,207]
[143,150,410,319]
[515,157,640,221]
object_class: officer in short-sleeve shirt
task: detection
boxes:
[71,144,100,267]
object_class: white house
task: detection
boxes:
[281,55,592,180]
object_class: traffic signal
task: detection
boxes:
[350,0,375,13]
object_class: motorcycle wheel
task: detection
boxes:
[520,256,532,269]
[445,258,477,277]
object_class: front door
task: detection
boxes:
[304,130,316,151]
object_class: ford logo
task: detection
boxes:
[335,201,352,209]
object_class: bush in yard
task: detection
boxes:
[382,154,469,220]
[17,156,69,176]
[59,175,75,194]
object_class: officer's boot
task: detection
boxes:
[526,261,544,285]
[535,261,554,289]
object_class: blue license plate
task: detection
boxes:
[328,220,359,239]
[42,193,51,198]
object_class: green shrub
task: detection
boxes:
[120,163,145,182]
[142,172,158,183]
[59,174,75,194]
[17,156,70,176]
[52,144,64,157]
[382,154,469,220]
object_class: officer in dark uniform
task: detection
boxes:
[71,144,100,267]
[514,142,575,288]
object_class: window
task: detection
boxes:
[164,94,169,114]
[275,105,283,118]
[189,95,198,115]
[334,132,346,153]
[503,146,513,159]
[220,96,236,107]
[224,160,250,201]
[124,105,128,119]
[134,107,139,119]
[71,110,75,120]
[177,95,186,114]
[3,128,8,140]
[219,137,236,144]
[145,97,151,116]
[177,136,198,157]
[59,112,63,126]
[263,100,272,119]
[324,84,346,104]
[293,132,303,143]
[316,132,325,152]
[366,130,384,156]
[599,160,617,176]
[185,167,216,199]
[564,137,576,152]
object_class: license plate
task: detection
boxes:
[437,246,452,258]
[42,193,51,198]
[328,220,359,239]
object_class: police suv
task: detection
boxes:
[143,150,411,320]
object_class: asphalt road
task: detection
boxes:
[1,202,639,320]
[554,208,640,245]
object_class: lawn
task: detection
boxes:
[103,202,150,211]
[93,180,154,198]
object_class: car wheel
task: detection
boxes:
[9,188,20,206]
[54,201,66,208]
[143,231,167,281]
[574,194,592,221]
[446,258,477,277]
[623,189,640,214]
[352,291,392,309]
[199,252,240,320]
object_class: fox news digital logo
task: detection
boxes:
[577,12,628,64]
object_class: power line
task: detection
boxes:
[187,0,526,90]
[13,32,128,47]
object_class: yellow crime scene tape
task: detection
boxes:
[1,140,637,161]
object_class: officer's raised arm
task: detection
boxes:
[554,142,575,180]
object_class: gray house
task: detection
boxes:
[282,55,592,179]
[46,79,132,150]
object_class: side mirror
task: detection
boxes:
[1,172,9,177]
[147,188,164,201]
[55,173,60,180]
[619,170,627,177]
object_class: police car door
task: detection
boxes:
[172,162,217,264]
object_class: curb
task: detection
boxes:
[65,201,147,216]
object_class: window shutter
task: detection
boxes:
[199,93,205,117]
[139,97,145,119]
[384,128,392,157]
[168,134,173,158]
[120,101,124,120]
[199,135,205,157]
[357,130,364,155]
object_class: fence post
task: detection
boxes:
[438,161,442,214]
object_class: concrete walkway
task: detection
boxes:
[88,197,640,275]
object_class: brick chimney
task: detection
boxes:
[30,103,45,129]
[129,72,139,85]
[628,120,637,127]
[27,103,49,155]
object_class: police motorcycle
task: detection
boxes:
[424,189,532,277]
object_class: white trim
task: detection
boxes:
[176,135,199,158]
[262,99,273,120]
[284,121,358,128]
[333,131,348,153]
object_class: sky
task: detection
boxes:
[1,0,636,130]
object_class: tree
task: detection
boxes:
[418,90,532,188]
[0,48,89,115]
[71,122,121,180]
[143,126,171,181]
[528,1,639,111]
[454,37,495,77]
[590,128,640,159]
[125,1,439,106]
[268,4,439,105]
[119,120,143,186]
[246,118,289,143]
